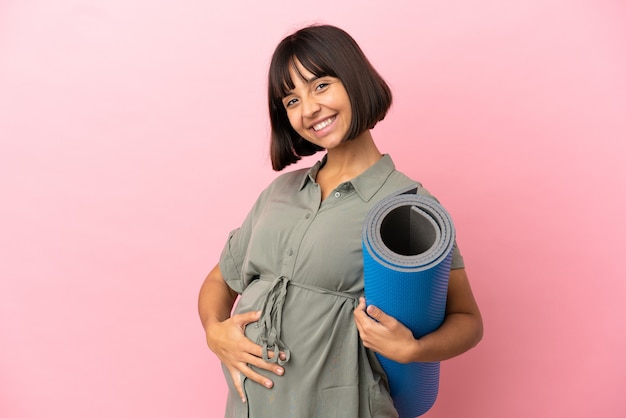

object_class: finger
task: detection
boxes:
[353,297,368,324]
[243,352,285,377]
[353,309,369,339]
[366,304,388,323]
[238,335,287,363]
[227,368,247,403]
[238,362,276,389]
[258,348,288,364]
[242,340,276,362]
[228,337,286,378]
[233,310,262,327]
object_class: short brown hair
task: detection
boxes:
[268,25,393,171]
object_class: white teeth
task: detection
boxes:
[312,117,335,131]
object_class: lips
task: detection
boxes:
[311,116,336,132]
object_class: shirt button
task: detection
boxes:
[288,249,294,256]
[305,213,311,219]
[334,192,341,198]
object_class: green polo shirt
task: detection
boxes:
[219,154,463,418]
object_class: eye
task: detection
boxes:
[315,82,329,91]
[283,97,298,108]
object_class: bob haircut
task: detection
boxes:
[268,24,393,171]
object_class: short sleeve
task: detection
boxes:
[217,179,278,294]
[219,227,245,293]
[414,183,465,270]
[450,242,465,270]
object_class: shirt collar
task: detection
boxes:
[299,154,396,202]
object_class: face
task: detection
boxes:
[281,60,352,151]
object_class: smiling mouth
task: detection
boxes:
[312,116,336,132]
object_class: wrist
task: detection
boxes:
[406,337,424,363]
[201,313,227,334]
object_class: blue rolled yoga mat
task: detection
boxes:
[362,186,456,418]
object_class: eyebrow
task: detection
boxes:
[283,74,324,97]
[305,75,321,83]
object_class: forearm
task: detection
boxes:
[408,268,483,362]
[198,264,238,330]
[408,311,483,362]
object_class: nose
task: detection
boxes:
[301,95,321,118]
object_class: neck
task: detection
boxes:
[320,130,382,181]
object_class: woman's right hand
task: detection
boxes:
[205,310,285,403]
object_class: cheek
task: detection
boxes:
[286,111,301,131]
[343,105,353,126]
[341,96,352,123]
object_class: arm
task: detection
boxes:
[353,268,483,363]
[198,264,285,402]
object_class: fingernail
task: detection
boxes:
[264,380,273,388]
[276,367,284,375]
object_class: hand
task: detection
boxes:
[353,297,421,364]
[205,310,285,402]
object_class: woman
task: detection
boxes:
[198,24,483,418]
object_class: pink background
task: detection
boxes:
[1,0,625,417]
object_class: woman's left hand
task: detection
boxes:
[353,297,420,364]
[354,269,483,364]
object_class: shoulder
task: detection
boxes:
[266,167,310,191]
[385,166,429,196]
[250,167,310,206]
[385,155,438,197]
